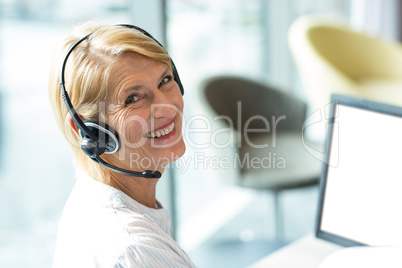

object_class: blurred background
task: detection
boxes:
[0,0,401,267]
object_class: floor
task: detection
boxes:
[188,185,319,268]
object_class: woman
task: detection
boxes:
[49,22,196,267]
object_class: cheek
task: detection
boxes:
[124,121,145,143]
[172,91,184,115]
[176,96,184,130]
[110,109,149,144]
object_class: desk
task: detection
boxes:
[248,234,343,268]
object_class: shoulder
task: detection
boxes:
[54,217,195,268]
[112,208,196,267]
[54,178,196,267]
[115,241,196,268]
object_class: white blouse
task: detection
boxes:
[53,173,196,268]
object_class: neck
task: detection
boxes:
[96,155,166,208]
[103,171,161,209]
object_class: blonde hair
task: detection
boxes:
[49,22,172,178]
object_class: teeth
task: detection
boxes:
[145,122,175,138]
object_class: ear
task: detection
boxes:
[66,113,82,136]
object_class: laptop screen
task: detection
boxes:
[316,94,402,247]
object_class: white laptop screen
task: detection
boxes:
[316,94,402,247]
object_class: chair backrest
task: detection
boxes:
[289,15,402,111]
[305,24,402,80]
[203,76,307,140]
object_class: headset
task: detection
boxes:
[59,24,184,179]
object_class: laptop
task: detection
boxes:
[249,94,402,267]
[315,94,402,247]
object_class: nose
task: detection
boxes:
[151,91,178,119]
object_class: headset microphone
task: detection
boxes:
[59,24,184,179]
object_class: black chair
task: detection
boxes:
[202,75,322,241]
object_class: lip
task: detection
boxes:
[144,117,176,136]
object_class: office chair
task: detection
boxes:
[202,75,322,241]
[288,14,402,112]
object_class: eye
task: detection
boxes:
[159,75,173,88]
[125,94,143,105]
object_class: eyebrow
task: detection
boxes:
[116,67,172,103]
[122,85,143,94]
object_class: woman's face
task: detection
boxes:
[105,52,186,173]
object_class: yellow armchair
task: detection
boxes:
[288,15,402,111]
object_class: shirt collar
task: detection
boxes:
[78,171,171,225]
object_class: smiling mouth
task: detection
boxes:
[144,121,175,138]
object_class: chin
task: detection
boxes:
[166,140,186,163]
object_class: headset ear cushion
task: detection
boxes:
[79,120,120,154]
[81,138,104,159]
